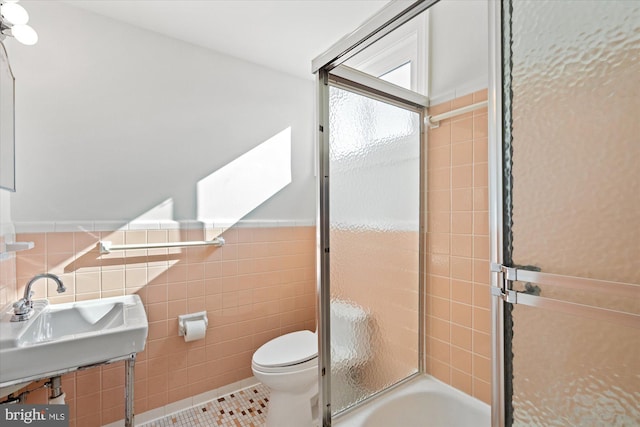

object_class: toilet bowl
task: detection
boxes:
[251,330,319,427]
[251,300,371,427]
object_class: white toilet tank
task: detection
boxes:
[330,300,372,365]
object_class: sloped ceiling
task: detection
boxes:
[63,0,391,79]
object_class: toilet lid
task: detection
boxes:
[253,330,318,367]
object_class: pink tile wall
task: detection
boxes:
[11,225,316,426]
[425,89,492,404]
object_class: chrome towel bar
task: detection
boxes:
[98,237,225,254]
[427,100,488,128]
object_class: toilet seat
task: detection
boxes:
[252,356,318,373]
[252,330,318,373]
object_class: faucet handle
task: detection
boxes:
[12,298,31,315]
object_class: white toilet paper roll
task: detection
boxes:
[184,319,206,342]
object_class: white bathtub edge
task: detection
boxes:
[333,374,490,427]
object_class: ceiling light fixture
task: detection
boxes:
[0,0,37,45]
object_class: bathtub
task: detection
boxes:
[333,375,490,427]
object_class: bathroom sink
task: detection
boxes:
[19,299,126,345]
[0,295,148,387]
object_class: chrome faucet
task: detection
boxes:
[11,273,66,322]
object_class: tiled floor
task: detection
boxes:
[140,384,269,427]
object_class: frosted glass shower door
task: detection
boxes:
[328,84,421,415]
[501,1,640,425]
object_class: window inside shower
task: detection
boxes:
[344,14,428,94]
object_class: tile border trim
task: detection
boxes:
[13,219,316,233]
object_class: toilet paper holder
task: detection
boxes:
[178,311,209,337]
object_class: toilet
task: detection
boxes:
[251,330,319,427]
[251,300,371,427]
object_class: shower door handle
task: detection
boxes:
[491,263,640,329]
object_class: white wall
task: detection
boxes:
[0,42,15,250]
[429,0,488,104]
[0,190,13,241]
[7,0,488,229]
[8,2,316,227]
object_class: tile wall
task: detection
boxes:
[8,224,316,426]
[424,89,492,404]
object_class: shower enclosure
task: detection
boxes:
[316,0,639,426]
[326,82,422,413]
[490,0,640,426]
[317,65,428,424]
[314,2,435,424]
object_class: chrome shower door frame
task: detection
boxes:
[487,1,504,427]
[317,65,427,426]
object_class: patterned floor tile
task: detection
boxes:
[139,383,269,427]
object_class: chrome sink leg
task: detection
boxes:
[49,376,63,400]
[125,354,136,427]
